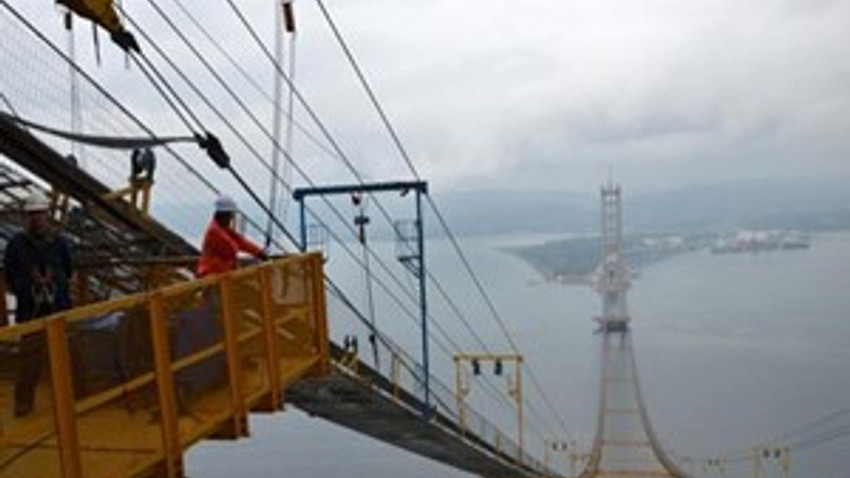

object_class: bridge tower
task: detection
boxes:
[593,180,631,332]
[586,181,692,478]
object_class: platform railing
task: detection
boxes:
[332,324,551,475]
[0,253,329,478]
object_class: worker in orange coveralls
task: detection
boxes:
[197,195,267,277]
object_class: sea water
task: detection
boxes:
[186,231,850,478]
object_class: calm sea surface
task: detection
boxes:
[186,231,850,478]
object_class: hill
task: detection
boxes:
[437,177,850,236]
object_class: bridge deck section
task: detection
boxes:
[584,331,692,478]
[288,342,552,478]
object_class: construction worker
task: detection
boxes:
[197,195,267,277]
[3,191,74,416]
[177,196,265,404]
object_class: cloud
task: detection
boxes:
[288,0,850,192]
[6,0,850,196]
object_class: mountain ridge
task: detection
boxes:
[436,176,850,236]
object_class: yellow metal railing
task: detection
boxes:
[0,253,329,478]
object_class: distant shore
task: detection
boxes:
[501,229,822,285]
[500,232,707,284]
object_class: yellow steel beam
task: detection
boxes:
[310,254,331,376]
[46,316,82,478]
[453,352,522,361]
[149,291,184,478]
[257,265,283,412]
[218,276,248,439]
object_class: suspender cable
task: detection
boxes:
[223,0,532,424]
[313,0,574,441]
[170,0,335,167]
[266,0,286,247]
[123,2,429,328]
[128,2,418,303]
[221,0,510,393]
[282,6,297,224]
[65,11,86,170]
[228,166,301,248]
[130,0,303,250]
[135,0,451,366]
[353,193,379,369]
[264,0,297,246]
[123,11,303,249]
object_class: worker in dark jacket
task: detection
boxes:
[3,191,74,416]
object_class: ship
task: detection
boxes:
[711,229,811,254]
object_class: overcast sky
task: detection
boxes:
[6,0,850,197]
[288,0,850,193]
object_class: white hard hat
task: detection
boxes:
[23,191,50,212]
[214,195,238,213]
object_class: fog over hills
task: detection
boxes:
[437,177,850,236]
[160,177,850,244]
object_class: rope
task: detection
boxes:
[0,111,197,149]
[266,1,297,247]
[266,1,286,248]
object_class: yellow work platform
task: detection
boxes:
[0,253,329,478]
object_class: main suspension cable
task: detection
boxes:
[220,0,544,426]
[312,0,574,439]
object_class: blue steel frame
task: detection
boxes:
[293,180,432,417]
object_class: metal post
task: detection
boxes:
[454,354,524,455]
[416,188,429,417]
[454,356,463,431]
[453,355,472,433]
[515,355,525,461]
[266,1,284,248]
[218,275,248,438]
[258,264,283,411]
[544,440,570,472]
[298,197,306,252]
[310,253,331,375]
[149,292,183,478]
[0,276,7,326]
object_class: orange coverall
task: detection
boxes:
[197,219,264,277]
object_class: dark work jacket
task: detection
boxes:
[3,231,73,322]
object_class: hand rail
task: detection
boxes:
[0,253,329,478]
